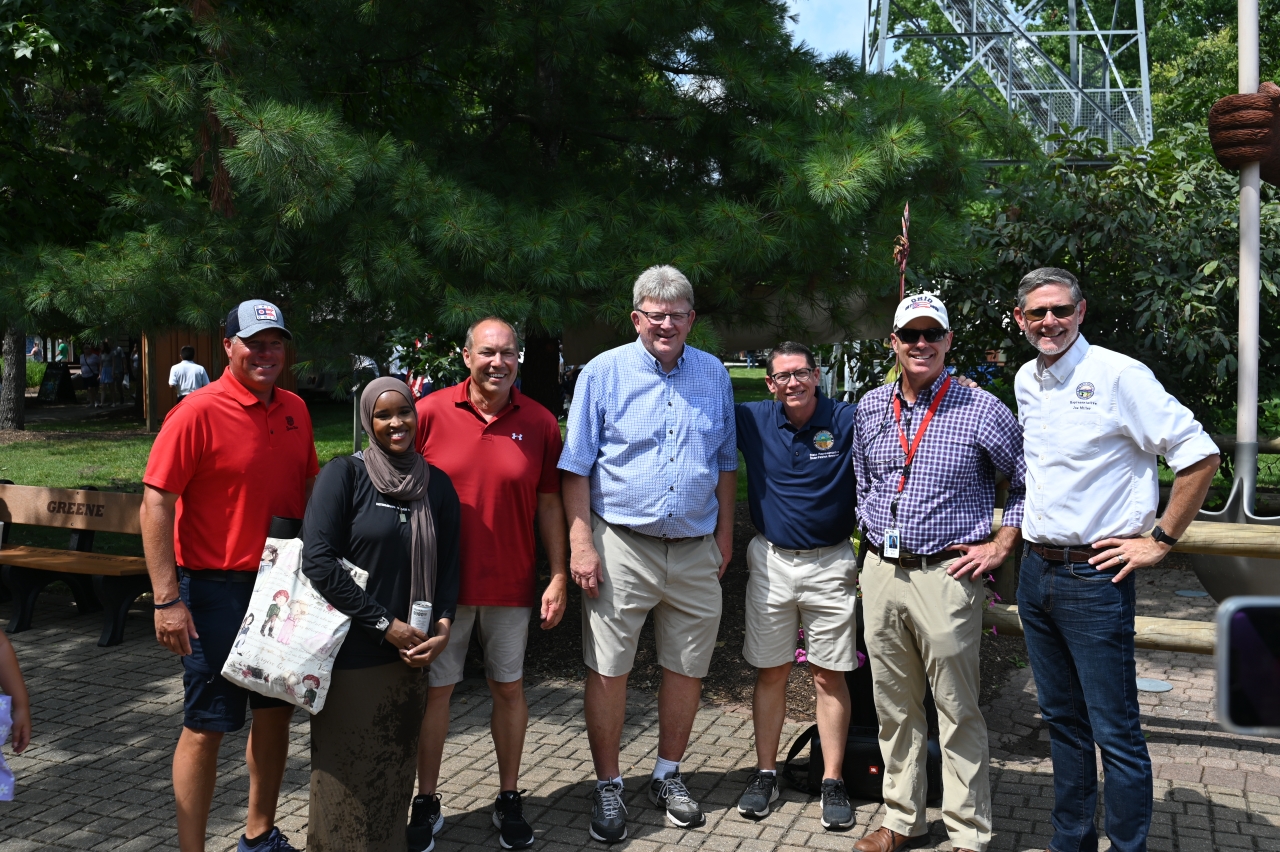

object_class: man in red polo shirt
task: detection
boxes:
[140,300,319,852]
[408,317,567,852]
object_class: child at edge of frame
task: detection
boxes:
[0,631,31,801]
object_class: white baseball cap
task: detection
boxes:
[892,293,950,331]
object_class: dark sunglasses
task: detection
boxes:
[1023,303,1077,321]
[894,327,949,344]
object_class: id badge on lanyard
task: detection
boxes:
[883,529,901,559]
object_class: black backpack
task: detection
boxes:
[781,599,944,804]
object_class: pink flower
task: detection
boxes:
[857,650,868,669]
[795,648,808,664]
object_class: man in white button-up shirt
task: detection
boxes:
[1012,267,1219,852]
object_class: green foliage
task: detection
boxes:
[926,129,1280,435]
[383,329,468,389]
[9,0,1026,357]
[0,358,43,386]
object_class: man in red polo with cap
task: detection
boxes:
[407,317,567,852]
[141,299,319,852]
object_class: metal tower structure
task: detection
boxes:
[869,0,1154,151]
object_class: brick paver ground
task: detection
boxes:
[1,564,1278,851]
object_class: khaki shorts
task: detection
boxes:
[743,534,859,671]
[428,605,531,687]
[582,515,723,678]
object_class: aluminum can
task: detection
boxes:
[410,601,434,634]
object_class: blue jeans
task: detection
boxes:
[1017,548,1152,852]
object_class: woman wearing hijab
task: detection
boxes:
[300,377,461,852]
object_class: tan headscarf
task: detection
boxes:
[359,377,436,613]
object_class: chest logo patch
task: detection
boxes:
[511,432,523,441]
[1075,382,1096,400]
[813,430,835,451]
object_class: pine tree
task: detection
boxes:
[0,1,195,428]
[20,0,1026,412]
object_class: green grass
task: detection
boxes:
[0,434,154,492]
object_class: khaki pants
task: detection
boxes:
[861,550,992,852]
[583,515,723,678]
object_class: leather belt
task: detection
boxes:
[179,567,258,583]
[622,526,701,545]
[1029,543,1106,563]
[867,543,945,569]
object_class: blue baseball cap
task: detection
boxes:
[226,300,292,340]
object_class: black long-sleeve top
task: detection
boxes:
[301,453,461,669]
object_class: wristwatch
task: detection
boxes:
[375,616,390,633]
[1151,525,1179,546]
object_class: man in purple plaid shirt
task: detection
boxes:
[851,293,1026,852]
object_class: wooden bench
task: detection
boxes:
[0,482,150,646]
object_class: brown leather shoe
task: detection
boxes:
[853,827,912,852]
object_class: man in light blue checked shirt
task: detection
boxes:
[560,265,737,843]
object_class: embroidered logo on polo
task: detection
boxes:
[511,433,523,441]
[285,415,298,431]
[254,304,278,321]
[1075,382,1095,400]
[813,430,835,451]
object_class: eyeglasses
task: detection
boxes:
[1023,303,1077,322]
[894,327,949,344]
[639,311,691,324]
[769,368,815,385]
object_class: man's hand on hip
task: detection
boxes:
[945,540,1009,581]
[154,601,198,656]
[570,543,603,599]
[541,574,568,629]
[1090,536,1170,582]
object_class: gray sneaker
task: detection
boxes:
[648,772,705,828]
[820,778,854,829]
[589,782,628,843]
[737,770,780,818]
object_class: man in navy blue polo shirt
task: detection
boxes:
[733,341,858,830]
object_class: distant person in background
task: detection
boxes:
[169,346,211,400]
[56,340,69,363]
[80,346,101,408]
[111,341,128,406]
[99,340,116,406]
[28,340,43,363]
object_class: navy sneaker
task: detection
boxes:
[407,793,442,852]
[492,789,535,849]
[737,769,780,818]
[236,827,299,852]
[820,778,855,830]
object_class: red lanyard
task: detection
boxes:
[892,375,951,493]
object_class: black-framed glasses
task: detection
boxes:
[769,368,815,385]
[1023,303,1077,322]
[894,327,949,344]
[639,311,691,324]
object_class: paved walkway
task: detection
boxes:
[1,565,1279,851]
